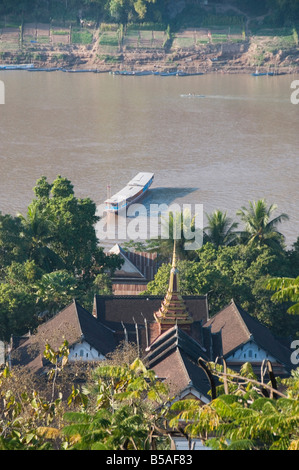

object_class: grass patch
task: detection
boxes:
[37,36,50,44]
[0,42,20,51]
[126,30,140,37]
[253,31,297,49]
[99,32,119,46]
[51,53,68,62]
[71,29,93,44]
[211,33,228,43]
[173,36,195,48]
[0,22,21,29]
[100,23,118,32]
[97,53,121,63]
[127,22,166,31]
[51,29,69,35]
[201,14,245,28]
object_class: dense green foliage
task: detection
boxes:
[0,345,172,450]
[237,199,289,251]
[62,357,170,450]
[142,200,299,338]
[0,0,298,28]
[204,209,238,248]
[266,276,299,315]
[1,344,298,450]
[0,176,122,341]
[170,361,299,450]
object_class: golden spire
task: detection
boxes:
[168,239,178,293]
[172,238,177,267]
[154,241,193,333]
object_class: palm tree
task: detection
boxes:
[124,209,201,262]
[236,199,289,250]
[34,270,77,316]
[160,209,201,259]
[18,202,63,271]
[204,210,239,248]
[266,276,299,314]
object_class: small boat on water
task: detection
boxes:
[60,68,99,73]
[27,67,59,72]
[159,71,178,76]
[111,70,153,76]
[176,71,204,76]
[109,70,204,77]
[111,70,136,76]
[133,70,153,76]
[0,63,34,70]
[104,172,154,213]
[251,69,267,76]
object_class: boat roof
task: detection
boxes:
[105,185,141,204]
[127,172,154,187]
[105,172,154,204]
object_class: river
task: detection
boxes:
[0,70,298,248]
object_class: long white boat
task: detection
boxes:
[105,172,154,213]
[0,64,34,70]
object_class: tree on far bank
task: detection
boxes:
[109,0,156,26]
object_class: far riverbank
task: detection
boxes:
[1,26,298,75]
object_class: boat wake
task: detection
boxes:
[180,94,289,103]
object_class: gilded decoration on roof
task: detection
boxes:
[154,242,193,330]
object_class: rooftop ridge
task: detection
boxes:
[94,293,208,299]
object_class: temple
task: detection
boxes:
[8,241,294,411]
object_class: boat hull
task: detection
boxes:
[104,172,154,214]
[0,63,34,70]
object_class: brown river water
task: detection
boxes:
[0,70,298,248]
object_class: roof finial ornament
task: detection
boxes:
[172,239,177,268]
[153,239,193,333]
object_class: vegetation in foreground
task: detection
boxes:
[0,341,298,450]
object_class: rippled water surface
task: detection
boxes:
[0,71,298,246]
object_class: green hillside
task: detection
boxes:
[0,0,298,31]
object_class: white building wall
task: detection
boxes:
[178,387,210,404]
[68,341,105,362]
[173,438,212,450]
[226,340,276,363]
